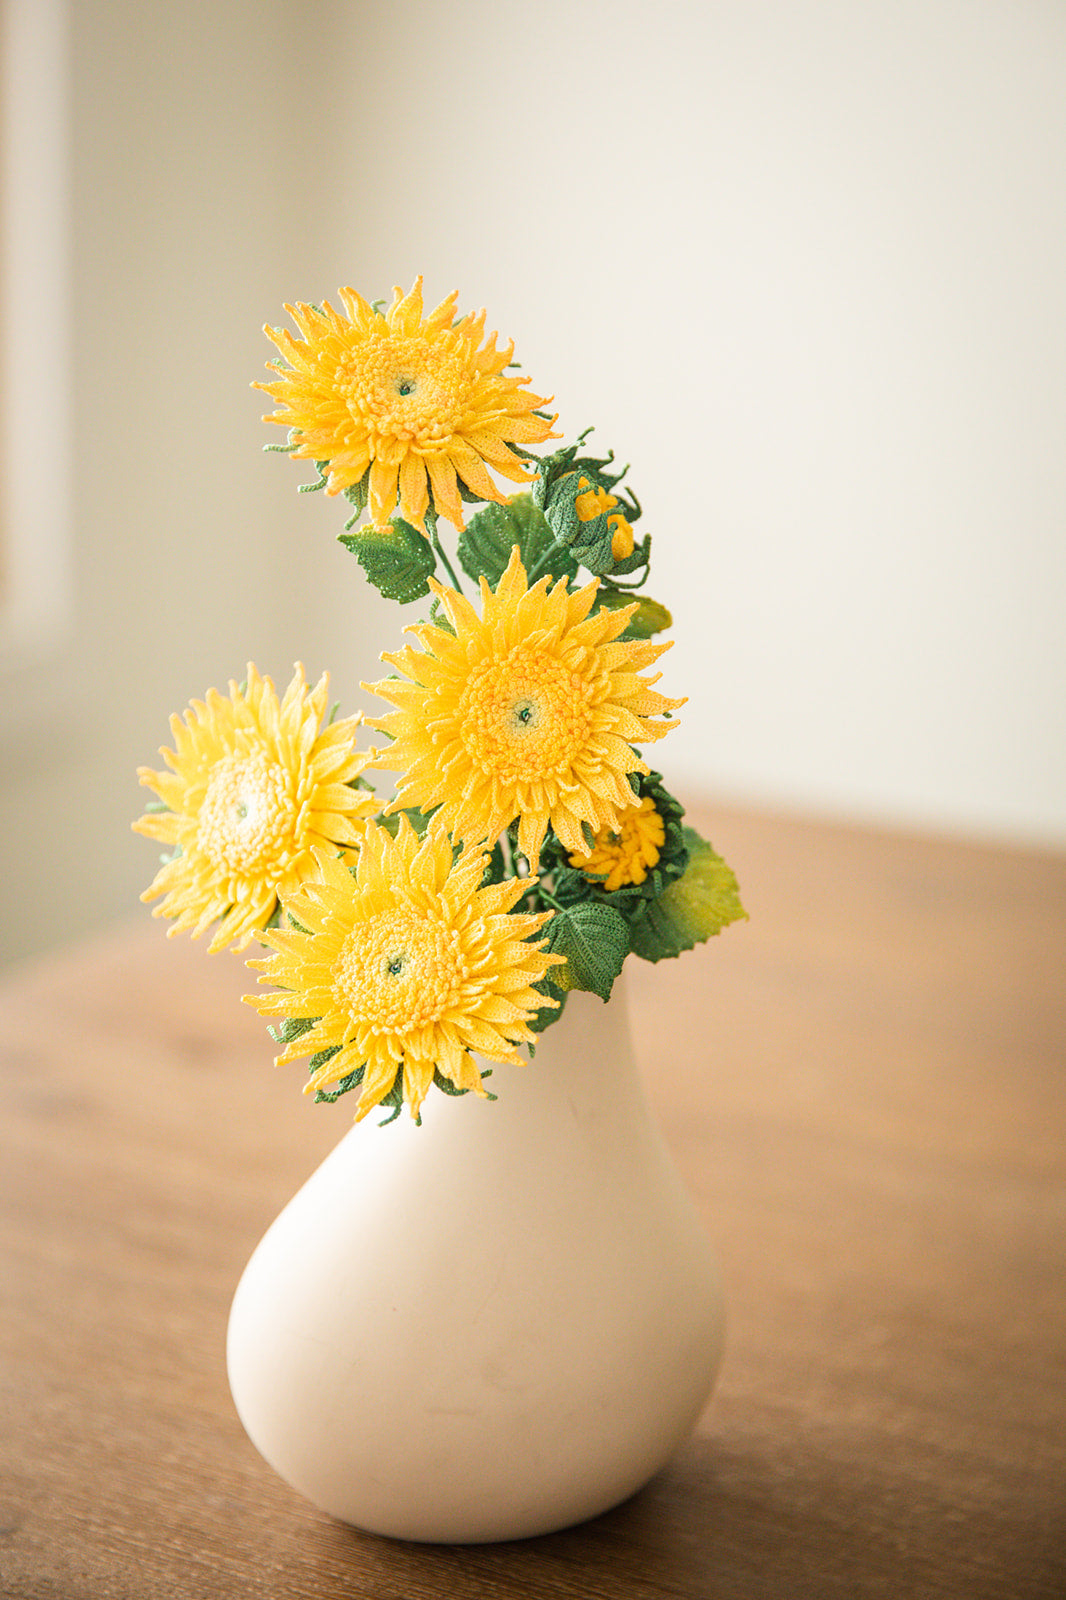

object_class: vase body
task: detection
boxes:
[226,977,724,1543]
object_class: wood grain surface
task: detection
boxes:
[2,804,1064,1599]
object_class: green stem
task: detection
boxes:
[535,882,567,912]
[600,561,650,591]
[525,538,572,586]
[426,507,463,593]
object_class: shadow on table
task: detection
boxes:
[310,1433,1066,1600]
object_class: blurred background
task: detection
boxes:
[1,0,1064,968]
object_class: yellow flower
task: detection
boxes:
[607,512,635,560]
[245,817,562,1122]
[255,276,558,532]
[574,479,618,522]
[364,547,685,872]
[571,476,634,561]
[568,794,666,891]
[134,664,377,953]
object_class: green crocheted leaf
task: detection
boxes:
[457,494,578,588]
[545,901,629,1001]
[339,517,436,604]
[527,975,568,1035]
[595,587,672,638]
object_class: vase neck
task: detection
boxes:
[523,970,638,1097]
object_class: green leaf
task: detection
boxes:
[531,432,628,507]
[432,1062,496,1100]
[338,517,436,604]
[375,1071,406,1124]
[527,976,567,1034]
[457,494,578,588]
[267,1015,318,1047]
[296,458,330,493]
[629,828,748,962]
[545,902,629,1001]
[307,1045,363,1104]
[596,587,672,638]
[342,470,371,518]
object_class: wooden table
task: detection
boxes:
[2,805,1064,1599]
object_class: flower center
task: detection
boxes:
[197,750,297,876]
[458,646,594,784]
[341,332,468,445]
[333,909,467,1033]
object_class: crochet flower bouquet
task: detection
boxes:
[135,278,746,1126]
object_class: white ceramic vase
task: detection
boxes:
[226,975,724,1543]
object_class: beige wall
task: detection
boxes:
[2,0,1065,966]
[320,0,1066,844]
[0,0,387,966]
